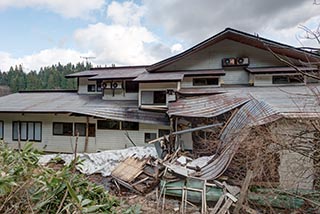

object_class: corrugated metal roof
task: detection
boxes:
[167,93,250,118]
[133,72,184,82]
[0,92,168,125]
[133,69,225,82]
[245,66,317,74]
[66,66,147,80]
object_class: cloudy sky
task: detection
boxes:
[0,0,319,72]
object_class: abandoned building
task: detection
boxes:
[0,28,320,192]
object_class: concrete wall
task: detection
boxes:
[0,113,169,153]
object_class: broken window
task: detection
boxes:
[13,121,42,142]
[74,123,96,137]
[53,122,73,136]
[272,75,303,84]
[193,78,219,86]
[97,120,120,130]
[122,121,139,131]
[145,133,157,143]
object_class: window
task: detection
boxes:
[74,123,96,137]
[154,91,166,104]
[87,84,96,92]
[159,129,170,137]
[53,122,73,136]
[122,121,139,131]
[125,81,139,93]
[13,121,42,142]
[145,133,157,143]
[141,91,167,105]
[0,121,3,140]
[97,120,120,130]
[193,78,219,86]
[96,80,102,92]
[272,75,303,84]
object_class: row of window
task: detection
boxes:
[1,120,169,144]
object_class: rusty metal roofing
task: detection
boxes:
[133,69,225,82]
[66,66,147,80]
[167,93,250,118]
[0,92,168,125]
[245,66,317,74]
[193,99,281,180]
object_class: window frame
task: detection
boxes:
[193,77,219,86]
[144,132,157,143]
[53,122,73,136]
[97,120,120,130]
[87,84,96,92]
[272,75,303,85]
[0,120,3,140]
[74,123,96,137]
[12,121,42,142]
[122,121,139,131]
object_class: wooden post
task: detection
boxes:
[84,116,89,152]
[234,169,254,214]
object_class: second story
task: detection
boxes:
[66,28,320,110]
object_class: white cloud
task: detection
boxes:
[0,0,105,18]
[107,1,145,26]
[171,43,183,54]
[73,1,173,66]
[0,49,92,72]
[74,23,159,65]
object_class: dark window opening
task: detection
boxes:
[159,129,170,137]
[272,75,303,84]
[97,120,120,130]
[87,84,96,92]
[153,91,166,105]
[0,121,3,140]
[125,81,139,93]
[193,78,219,86]
[145,133,157,143]
[96,80,102,92]
[74,123,96,137]
[13,121,42,142]
[122,121,139,131]
[53,122,73,136]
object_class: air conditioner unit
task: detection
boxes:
[236,57,249,66]
[222,58,236,67]
[102,82,110,89]
[111,81,123,89]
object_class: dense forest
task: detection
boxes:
[0,62,91,93]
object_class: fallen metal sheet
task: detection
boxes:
[192,99,281,180]
[168,93,250,118]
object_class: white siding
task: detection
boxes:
[102,89,138,100]
[139,82,178,107]
[159,39,288,72]
[78,77,101,95]
[0,113,169,153]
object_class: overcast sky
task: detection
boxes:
[0,0,319,72]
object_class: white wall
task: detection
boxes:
[78,77,101,95]
[0,113,169,153]
[139,82,178,107]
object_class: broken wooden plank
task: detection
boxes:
[234,170,254,214]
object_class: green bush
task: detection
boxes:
[0,141,122,213]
